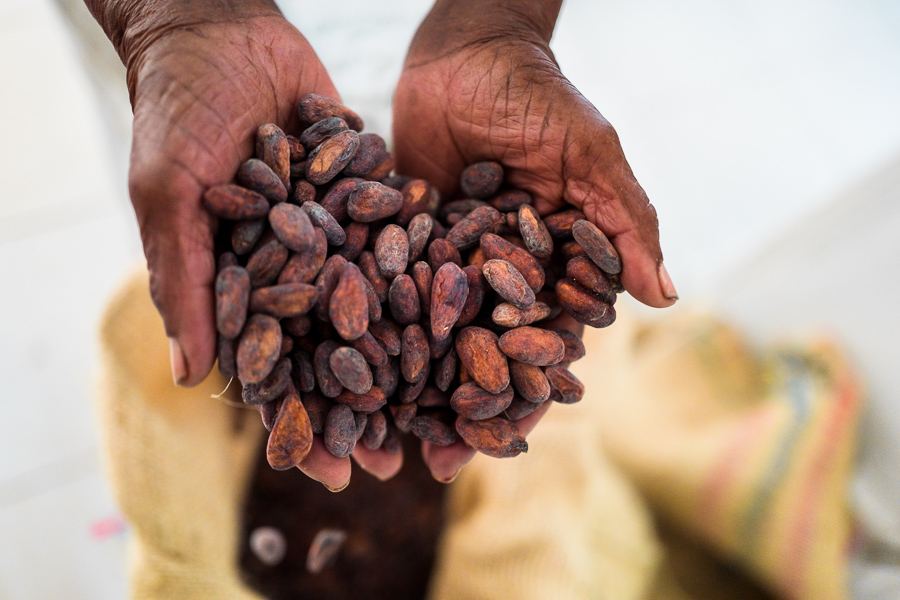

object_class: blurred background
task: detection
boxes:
[1,0,898,597]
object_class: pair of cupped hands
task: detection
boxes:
[114,1,676,490]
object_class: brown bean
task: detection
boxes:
[571,219,622,275]
[246,237,288,288]
[410,261,433,316]
[389,274,421,325]
[329,262,369,341]
[425,322,454,359]
[237,158,287,204]
[335,385,386,413]
[363,153,395,181]
[282,314,311,337]
[480,233,545,293]
[434,346,458,392]
[543,209,586,239]
[298,94,364,132]
[256,123,291,191]
[328,347,373,394]
[314,340,344,398]
[455,415,527,458]
[324,404,357,457]
[217,251,238,270]
[231,219,266,256]
[498,327,565,366]
[269,202,316,254]
[358,250,389,303]
[374,224,409,278]
[417,386,451,408]
[446,206,503,250]
[482,259,535,309]
[460,161,504,199]
[237,314,283,384]
[509,360,551,403]
[292,179,316,204]
[278,227,328,285]
[518,204,553,259]
[266,391,313,469]
[350,330,389,367]
[369,319,402,357]
[299,117,348,151]
[203,184,269,220]
[450,383,514,420]
[505,397,545,421]
[467,247,487,271]
[320,177,363,222]
[551,328,586,364]
[336,222,368,261]
[217,335,237,378]
[390,403,417,433]
[258,398,281,432]
[362,409,388,450]
[455,327,509,394]
[305,130,360,185]
[544,365,585,404]
[374,356,401,397]
[302,391,332,435]
[560,239,588,261]
[215,265,250,339]
[566,255,616,303]
[411,415,457,446]
[396,179,436,226]
[362,277,382,323]
[347,181,404,222]
[429,262,468,341]
[407,213,433,262]
[400,324,429,384]
[302,201,346,246]
[287,134,305,161]
[489,189,532,211]
[290,348,316,392]
[314,255,348,321]
[249,283,317,318]
[343,132,389,177]
[242,356,292,405]
[427,238,462,271]
[491,301,551,328]
[555,279,616,328]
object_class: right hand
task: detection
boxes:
[124,10,401,488]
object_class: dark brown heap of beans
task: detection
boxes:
[205,94,623,471]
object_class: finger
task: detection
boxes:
[298,436,352,492]
[421,439,477,484]
[130,164,219,387]
[351,444,404,482]
[562,115,678,309]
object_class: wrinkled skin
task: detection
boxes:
[123,14,405,489]
[392,20,675,481]
[112,3,673,486]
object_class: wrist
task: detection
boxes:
[84,0,283,73]
[408,0,562,65]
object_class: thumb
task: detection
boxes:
[560,111,678,308]
[132,167,219,387]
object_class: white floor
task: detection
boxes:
[1,0,898,597]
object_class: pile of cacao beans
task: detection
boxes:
[205,94,622,471]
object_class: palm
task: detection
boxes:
[128,16,337,384]
[393,38,671,309]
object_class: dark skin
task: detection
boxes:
[85,0,676,488]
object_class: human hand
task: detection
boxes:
[392,0,676,481]
[88,0,401,488]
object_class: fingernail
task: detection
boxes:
[169,337,187,386]
[658,262,679,301]
[324,479,350,493]
[436,468,462,484]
